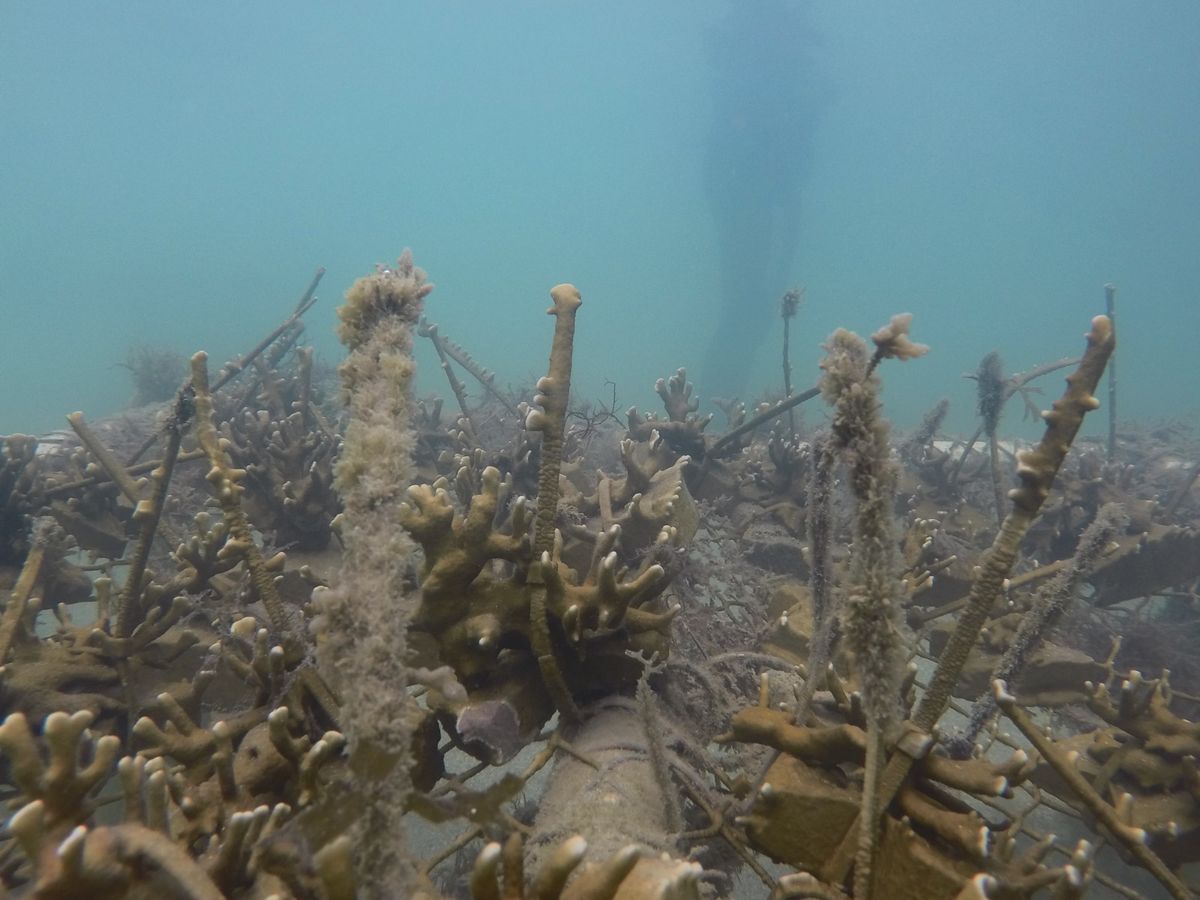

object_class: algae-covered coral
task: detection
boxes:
[3,251,1200,900]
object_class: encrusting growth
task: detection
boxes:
[527,284,583,560]
[950,502,1126,755]
[823,315,1116,888]
[191,353,299,661]
[780,287,803,433]
[914,316,1114,735]
[975,350,1007,526]
[526,284,586,720]
[312,249,432,895]
[819,313,927,898]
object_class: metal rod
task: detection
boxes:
[1105,283,1117,460]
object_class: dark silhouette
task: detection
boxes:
[701,3,825,398]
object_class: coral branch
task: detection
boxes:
[994,681,1190,900]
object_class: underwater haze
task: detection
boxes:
[2,1,1199,437]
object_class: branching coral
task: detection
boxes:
[1,698,351,899]
[914,317,1114,735]
[995,680,1191,899]
[401,462,683,755]
[720,677,1033,895]
[221,405,341,552]
[627,368,712,459]
[526,284,583,559]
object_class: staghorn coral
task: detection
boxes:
[0,262,714,898]
[973,350,1007,525]
[721,679,1033,893]
[526,284,582,560]
[399,292,692,753]
[221,406,341,551]
[780,287,804,434]
[626,368,713,459]
[1,701,351,899]
[707,313,1155,898]
[997,680,1191,899]
[913,317,1115,736]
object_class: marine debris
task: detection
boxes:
[2,254,1200,900]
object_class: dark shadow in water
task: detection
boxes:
[701,2,826,400]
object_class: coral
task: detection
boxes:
[1,701,351,898]
[115,388,189,638]
[996,680,1190,899]
[721,677,1033,894]
[221,406,341,551]
[401,463,683,751]
[627,368,712,459]
[972,350,1008,523]
[780,287,803,434]
[0,710,120,841]
[526,283,582,559]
